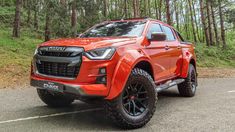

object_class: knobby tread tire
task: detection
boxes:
[178,64,197,97]
[105,68,157,129]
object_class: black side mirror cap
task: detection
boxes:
[150,32,167,41]
[76,34,82,38]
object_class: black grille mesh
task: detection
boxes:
[36,61,80,78]
[39,51,74,57]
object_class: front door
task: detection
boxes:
[144,23,172,82]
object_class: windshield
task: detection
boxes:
[81,21,146,38]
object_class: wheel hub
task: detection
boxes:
[122,81,148,116]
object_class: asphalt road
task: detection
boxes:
[0,78,235,132]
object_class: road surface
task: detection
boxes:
[0,78,235,132]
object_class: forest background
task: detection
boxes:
[0,0,235,88]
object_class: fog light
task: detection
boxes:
[96,67,107,84]
[96,76,107,84]
[101,76,106,82]
[99,67,106,74]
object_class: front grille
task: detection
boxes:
[36,61,80,78]
[39,51,73,57]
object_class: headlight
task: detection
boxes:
[85,47,116,60]
[34,48,38,55]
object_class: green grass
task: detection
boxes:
[0,27,43,71]
[195,32,235,68]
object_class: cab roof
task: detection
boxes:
[110,17,171,28]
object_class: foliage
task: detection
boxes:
[0,0,234,68]
[0,27,42,69]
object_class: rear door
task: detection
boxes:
[161,26,183,77]
[144,23,172,82]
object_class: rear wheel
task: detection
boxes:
[105,68,157,129]
[178,64,197,97]
[37,89,75,107]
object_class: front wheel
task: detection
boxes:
[178,64,197,97]
[105,68,157,129]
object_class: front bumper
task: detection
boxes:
[30,78,108,97]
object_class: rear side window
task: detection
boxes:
[147,23,162,39]
[162,26,175,41]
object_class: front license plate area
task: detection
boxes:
[42,81,63,92]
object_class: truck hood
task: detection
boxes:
[40,37,138,51]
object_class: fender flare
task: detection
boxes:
[105,50,153,100]
[180,51,196,78]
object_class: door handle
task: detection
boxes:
[165,45,170,50]
[177,45,181,49]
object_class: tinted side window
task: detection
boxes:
[162,26,175,41]
[147,23,162,39]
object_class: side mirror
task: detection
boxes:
[76,33,82,38]
[150,32,167,41]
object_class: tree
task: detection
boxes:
[103,0,108,17]
[71,0,77,37]
[174,0,179,31]
[206,0,214,46]
[165,0,172,25]
[33,0,39,30]
[12,0,22,37]
[45,13,51,41]
[210,2,219,46]
[218,0,226,49]
[200,0,209,46]
[133,0,138,18]
[188,0,197,42]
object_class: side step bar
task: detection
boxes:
[155,79,185,93]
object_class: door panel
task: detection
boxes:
[144,41,172,82]
[167,42,183,77]
[161,26,183,77]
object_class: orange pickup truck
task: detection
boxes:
[31,18,197,129]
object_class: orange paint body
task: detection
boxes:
[31,19,196,100]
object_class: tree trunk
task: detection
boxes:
[199,0,209,46]
[71,0,77,37]
[158,0,162,20]
[143,0,147,17]
[218,0,226,49]
[12,0,22,37]
[165,0,172,25]
[133,0,138,18]
[124,0,128,18]
[27,7,31,24]
[103,0,108,17]
[34,9,38,30]
[174,0,179,31]
[206,0,213,46]
[148,0,151,17]
[192,0,200,42]
[154,0,158,19]
[188,0,197,42]
[136,0,140,17]
[45,13,51,41]
[210,3,219,46]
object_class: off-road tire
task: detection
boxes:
[178,64,197,97]
[105,68,157,129]
[37,89,75,107]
